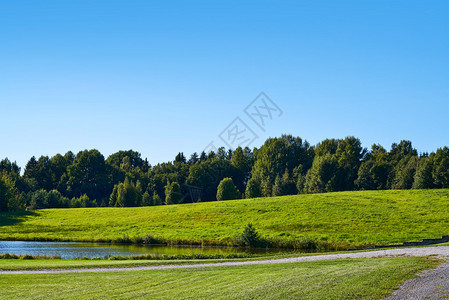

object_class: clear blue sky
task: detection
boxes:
[1,0,448,169]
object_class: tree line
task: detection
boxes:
[1,135,448,212]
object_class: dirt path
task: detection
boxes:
[2,246,449,275]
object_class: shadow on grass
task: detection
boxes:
[0,211,37,226]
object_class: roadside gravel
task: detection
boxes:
[1,245,449,275]
[385,257,449,300]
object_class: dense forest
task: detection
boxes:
[1,135,448,212]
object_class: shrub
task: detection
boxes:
[29,189,48,210]
[0,253,19,259]
[239,223,264,248]
[115,234,133,244]
[216,178,240,201]
[143,234,158,245]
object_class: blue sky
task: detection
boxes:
[1,0,448,169]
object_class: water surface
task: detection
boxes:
[0,241,295,259]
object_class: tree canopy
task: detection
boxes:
[216,177,241,201]
[1,136,448,212]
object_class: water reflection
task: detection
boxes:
[0,241,295,259]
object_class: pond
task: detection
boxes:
[0,241,296,259]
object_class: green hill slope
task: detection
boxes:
[1,189,449,248]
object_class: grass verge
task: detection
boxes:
[0,256,440,299]
[0,250,355,271]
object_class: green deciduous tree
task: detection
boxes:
[152,192,162,206]
[413,157,434,189]
[2,135,449,213]
[0,178,11,212]
[389,140,417,164]
[335,137,367,190]
[164,181,183,205]
[109,178,142,207]
[272,175,283,197]
[28,189,70,209]
[23,156,52,190]
[64,149,111,200]
[304,154,339,193]
[355,144,391,190]
[0,174,24,212]
[231,146,254,192]
[187,159,238,202]
[30,189,48,210]
[251,135,314,196]
[392,156,418,189]
[46,189,70,208]
[71,194,95,208]
[432,147,449,188]
[106,150,148,172]
[296,173,306,194]
[385,141,418,190]
[48,154,71,190]
[216,177,240,201]
[142,191,152,206]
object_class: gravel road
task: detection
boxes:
[385,257,449,300]
[2,246,449,275]
[3,246,448,299]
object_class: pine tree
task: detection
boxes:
[413,158,434,189]
[142,191,152,206]
[245,178,262,199]
[272,175,283,197]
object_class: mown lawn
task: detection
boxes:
[0,257,258,271]
[0,257,439,299]
[1,189,449,247]
[0,258,170,270]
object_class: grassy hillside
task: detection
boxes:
[0,257,438,299]
[1,189,449,247]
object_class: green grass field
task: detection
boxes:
[0,257,439,299]
[1,189,449,248]
[0,257,263,271]
[0,258,173,270]
[0,250,384,271]
[0,249,404,271]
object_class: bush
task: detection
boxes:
[216,178,240,201]
[143,234,158,244]
[70,194,96,208]
[115,234,133,244]
[0,253,19,259]
[29,189,49,210]
[0,253,61,260]
[46,190,69,208]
